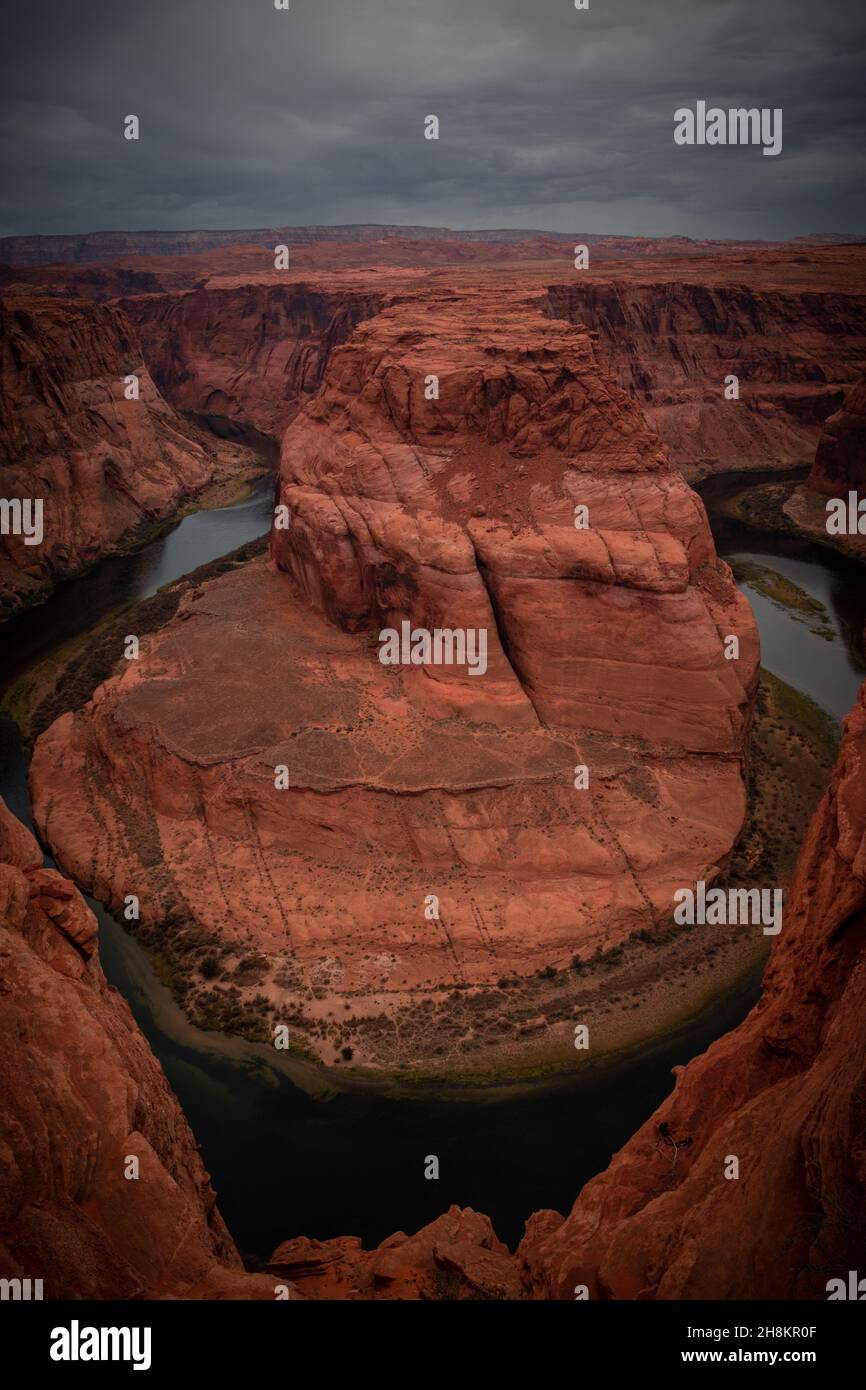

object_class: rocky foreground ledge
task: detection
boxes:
[28,280,758,1070]
[0,797,277,1299]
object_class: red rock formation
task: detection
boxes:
[808,373,866,495]
[547,275,866,477]
[0,294,259,617]
[514,680,866,1300]
[121,281,384,441]
[29,281,758,1069]
[260,676,866,1301]
[0,797,278,1299]
[269,1206,523,1300]
[8,658,866,1299]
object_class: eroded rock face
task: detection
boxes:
[266,677,866,1301]
[269,1206,523,1301]
[547,278,866,477]
[808,374,866,496]
[0,797,277,1299]
[0,294,257,617]
[516,682,866,1300]
[30,282,758,1069]
[121,282,385,441]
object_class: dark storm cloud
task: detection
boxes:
[1,0,864,239]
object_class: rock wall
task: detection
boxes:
[547,280,866,477]
[808,373,866,495]
[0,797,277,1299]
[121,282,384,441]
[0,294,257,617]
[29,282,758,1070]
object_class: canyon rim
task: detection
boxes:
[1,0,865,1360]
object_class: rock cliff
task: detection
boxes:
[0,797,278,1299]
[808,373,866,495]
[121,281,384,441]
[273,677,866,1300]
[0,294,259,617]
[547,275,866,477]
[29,281,758,1070]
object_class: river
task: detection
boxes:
[1,469,863,1260]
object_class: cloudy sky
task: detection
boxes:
[1,0,864,240]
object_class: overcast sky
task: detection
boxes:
[1,0,864,240]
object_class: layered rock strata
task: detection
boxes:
[121,281,384,441]
[547,276,866,477]
[0,294,259,616]
[808,373,866,495]
[0,797,277,1299]
[269,678,866,1299]
[30,283,758,1067]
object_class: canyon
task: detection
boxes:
[26,274,759,1070]
[0,795,278,1299]
[276,672,866,1300]
[1,229,865,1300]
[0,293,262,619]
[547,246,866,478]
[4,237,865,622]
[2,670,864,1298]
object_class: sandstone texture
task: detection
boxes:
[121,281,384,441]
[0,796,279,1299]
[808,373,866,495]
[269,1206,523,1301]
[547,258,866,478]
[265,677,866,1300]
[0,293,261,617]
[29,280,758,1069]
[515,680,866,1299]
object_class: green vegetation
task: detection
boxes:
[731,559,834,637]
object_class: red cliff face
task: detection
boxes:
[6,665,866,1299]
[0,294,257,617]
[120,281,384,442]
[808,374,866,496]
[264,676,866,1300]
[547,273,866,477]
[515,681,866,1300]
[0,797,277,1299]
[4,248,865,1300]
[29,280,758,1071]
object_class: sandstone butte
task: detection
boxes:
[4,237,865,518]
[2,667,864,1298]
[0,293,260,619]
[28,278,761,1067]
[2,236,866,1298]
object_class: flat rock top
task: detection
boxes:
[118,559,574,792]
